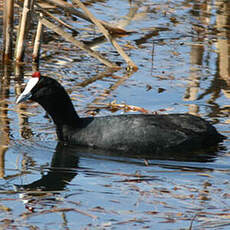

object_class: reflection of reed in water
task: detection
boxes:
[195,1,230,119]
[15,66,34,140]
[184,43,203,115]
[215,1,230,122]
[184,0,230,119]
[0,66,11,178]
[184,1,208,116]
[216,1,230,89]
[0,65,33,179]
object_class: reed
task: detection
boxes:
[73,0,137,70]
[2,0,136,68]
[2,0,14,62]
[15,0,34,62]
[39,16,118,68]
[32,13,43,63]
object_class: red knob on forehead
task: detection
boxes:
[32,71,41,78]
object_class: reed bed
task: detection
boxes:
[1,0,137,70]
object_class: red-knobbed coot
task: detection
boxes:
[16,72,224,154]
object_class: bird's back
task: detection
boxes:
[64,113,223,154]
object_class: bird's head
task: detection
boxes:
[16,72,62,104]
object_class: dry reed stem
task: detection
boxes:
[32,13,43,62]
[15,0,34,62]
[40,16,119,69]
[36,3,76,32]
[2,0,14,62]
[43,0,127,34]
[73,0,137,70]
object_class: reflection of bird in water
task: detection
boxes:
[14,143,79,212]
[15,143,79,191]
[14,141,225,212]
[14,140,224,194]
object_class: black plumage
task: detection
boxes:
[16,73,224,154]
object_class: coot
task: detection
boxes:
[16,72,224,154]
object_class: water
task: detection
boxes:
[1,0,230,229]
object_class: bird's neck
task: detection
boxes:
[36,89,81,131]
